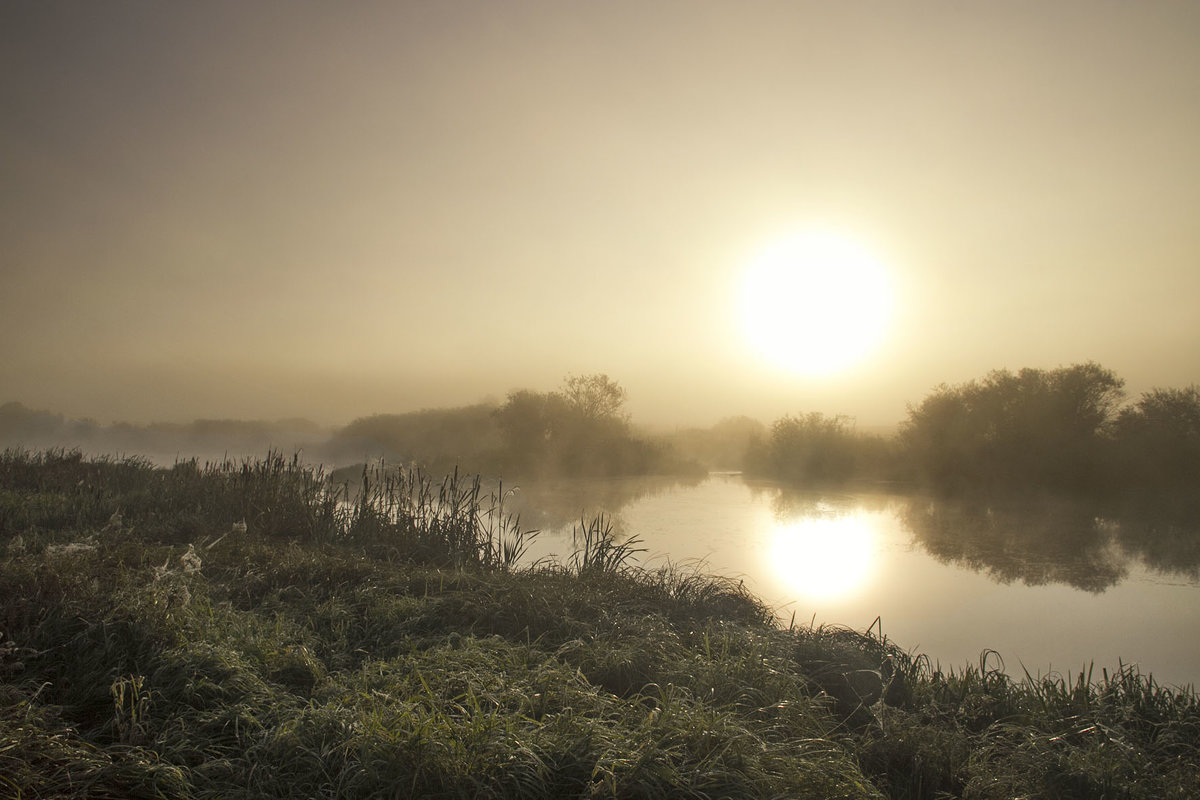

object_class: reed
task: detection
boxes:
[568,513,645,576]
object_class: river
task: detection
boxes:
[504,472,1200,689]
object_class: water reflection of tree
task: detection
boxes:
[1107,494,1200,581]
[900,494,1200,593]
[901,496,1128,592]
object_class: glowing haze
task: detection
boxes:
[740,231,893,377]
[2,2,1198,429]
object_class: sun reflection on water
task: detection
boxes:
[767,515,876,601]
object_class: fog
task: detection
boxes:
[2,2,1198,431]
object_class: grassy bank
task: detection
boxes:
[1,450,1197,799]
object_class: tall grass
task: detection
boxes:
[569,513,644,576]
[342,462,539,571]
[1,448,1197,799]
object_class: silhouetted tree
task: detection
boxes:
[336,404,501,472]
[561,373,628,423]
[1111,385,1200,491]
[901,362,1125,493]
[745,412,859,484]
[493,374,686,477]
[493,390,568,473]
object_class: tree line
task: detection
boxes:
[745,362,1200,499]
[335,374,700,478]
[4,363,1197,494]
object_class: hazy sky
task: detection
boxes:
[3,1,1198,428]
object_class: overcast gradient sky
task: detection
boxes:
[3,1,1198,428]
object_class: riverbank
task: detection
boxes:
[2,450,1197,799]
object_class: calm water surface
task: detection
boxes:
[510,473,1200,689]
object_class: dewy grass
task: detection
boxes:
[1,448,1198,799]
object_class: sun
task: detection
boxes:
[740,231,893,376]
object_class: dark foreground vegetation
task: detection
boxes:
[3,450,1198,799]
